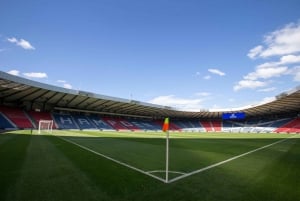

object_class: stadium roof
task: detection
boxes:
[0,71,299,119]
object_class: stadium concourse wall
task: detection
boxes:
[1,105,300,133]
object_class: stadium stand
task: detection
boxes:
[52,113,79,129]
[275,118,300,133]
[222,121,233,132]
[117,118,141,131]
[200,120,213,132]
[102,117,133,130]
[211,120,222,132]
[155,120,181,131]
[28,111,57,129]
[72,115,98,130]
[1,105,300,133]
[126,118,161,130]
[172,120,205,132]
[0,106,33,129]
[0,112,16,129]
[88,116,114,130]
[1,71,300,134]
[221,118,295,133]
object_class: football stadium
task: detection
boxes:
[0,70,300,201]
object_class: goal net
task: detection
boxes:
[38,120,53,134]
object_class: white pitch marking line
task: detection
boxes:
[147,170,186,175]
[168,135,297,183]
[58,136,167,183]
[57,134,297,184]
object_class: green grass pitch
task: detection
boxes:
[0,130,300,201]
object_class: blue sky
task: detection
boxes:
[1,0,300,111]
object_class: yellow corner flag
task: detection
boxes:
[162,117,169,132]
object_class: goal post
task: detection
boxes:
[38,120,53,134]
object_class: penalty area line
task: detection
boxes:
[168,135,297,183]
[57,136,167,183]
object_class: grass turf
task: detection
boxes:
[0,130,299,201]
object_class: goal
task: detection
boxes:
[38,120,54,134]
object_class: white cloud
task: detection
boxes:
[208,68,225,76]
[257,87,276,92]
[244,66,288,80]
[259,55,300,68]
[233,80,267,91]
[258,96,276,105]
[203,75,211,80]
[237,53,300,91]
[294,72,300,81]
[238,36,300,91]
[56,80,72,89]
[240,54,300,85]
[195,72,201,76]
[63,83,72,89]
[290,66,300,81]
[194,92,211,96]
[279,54,300,64]
[57,80,67,83]
[248,21,300,58]
[228,98,235,102]
[23,72,47,78]
[7,37,17,43]
[7,37,35,50]
[247,45,263,59]
[7,70,20,76]
[148,95,204,111]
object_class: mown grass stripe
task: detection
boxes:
[58,136,167,183]
[168,135,296,183]
[0,133,31,201]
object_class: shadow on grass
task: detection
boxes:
[1,132,299,201]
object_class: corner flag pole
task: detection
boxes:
[162,117,170,183]
[166,128,169,183]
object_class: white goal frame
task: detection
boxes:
[38,120,53,134]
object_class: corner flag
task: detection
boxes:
[162,117,169,132]
[163,117,170,183]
